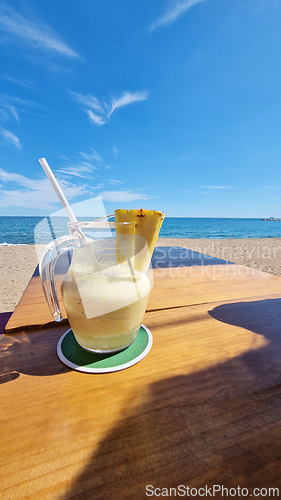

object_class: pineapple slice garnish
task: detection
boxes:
[115,208,165,272]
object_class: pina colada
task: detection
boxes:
[40,209,165,353]
[61,256,150,352]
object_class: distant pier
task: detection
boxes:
[262,217,281,221]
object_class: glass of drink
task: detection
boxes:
[39,219,152,353]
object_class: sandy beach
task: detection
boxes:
[1,238,281,313]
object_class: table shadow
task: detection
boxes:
[60,298,281,499]
[0,311,12,334]
[0,326,70,378]
[151,246,233,268]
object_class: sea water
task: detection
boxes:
[159,218,281,239]
[2,216,281,245]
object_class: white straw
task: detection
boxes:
[39,158,77,223]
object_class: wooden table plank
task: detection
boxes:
[3,245,234,332]
[149,263,281,309]
[2,246,281,498]
[5,262,281,333]
[1,296,281,498]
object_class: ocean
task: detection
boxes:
[1,216,281,245]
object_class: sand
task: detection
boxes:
[158,238,281,276]
[1,238,281,313]
[0,245,45,314]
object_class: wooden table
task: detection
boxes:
[1,247,281,499]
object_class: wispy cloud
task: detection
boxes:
[0,93,44,109]
[8,105,19,122]
[0,104,19,122]
[0,127,21,148]
[0,166,150,209]
[70,92,103,112]
[108,91,148,117]
[149,0,206,33]
[201,185,235,189]
[56,149,104,179]
[70,90,149,126]
[100,190,151,202]
[79,149,103,163]
[87,110,105,126]
[0,93,44,126]
[107,179,123,185]
[89,183,105,192]
[57,164,95,178]
[0,3,80,58]
[2,74,35,89]
[0,167,88,209]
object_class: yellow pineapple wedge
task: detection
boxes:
[115,208,165,272]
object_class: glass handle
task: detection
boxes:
[39,235,79,322]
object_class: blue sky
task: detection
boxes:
[1,0,281,217]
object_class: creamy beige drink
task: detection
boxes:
[40,213,164,354]
[61,246,150,352]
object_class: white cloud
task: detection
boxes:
[57,164,95,178]
[87,110,105,126]
[51,196,107,218]
[70,92,103,112]
[9,105,19,122]
[0,94,44,126]
[100,190,150,202]
[0,168,31,185]
[0,127,21,148]
[56,149,104,178]
[149,0,206,33]
[70,90,149,126]
[0,3,80,58]
[0,93,43,109]
[107,179,123,185]
[0,167,88,209]
[79,149,103,163]
[201,185,235,189]
[3,74,34,89]
[0,188,55,210]
[89,183,104,190]
[108,91,149,117]
[0,104,19,122]
[0,168,25,185]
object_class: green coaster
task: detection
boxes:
[57,325,153,373]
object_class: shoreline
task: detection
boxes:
[1,238,281,314]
